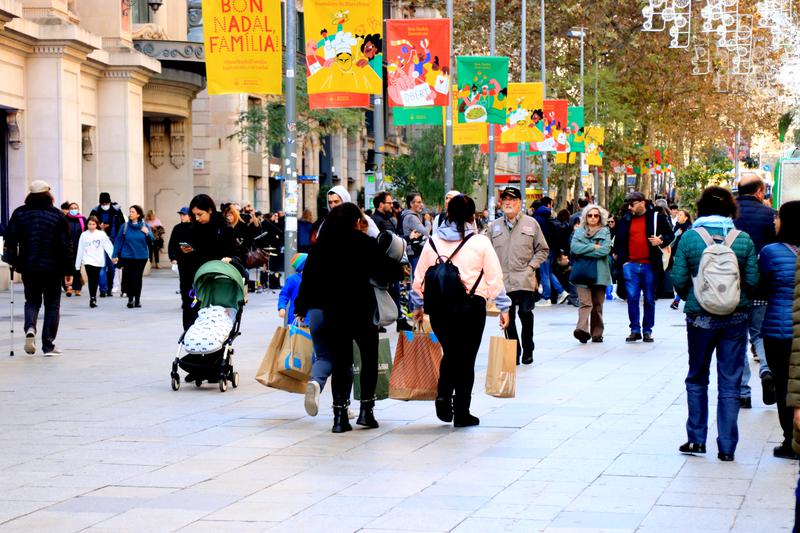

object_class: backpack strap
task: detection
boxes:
[469,269,484,297]
[721,229,740,248]
[693,227,714,246]
[447,233,475,263]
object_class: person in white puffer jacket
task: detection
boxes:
[74,215,114,308]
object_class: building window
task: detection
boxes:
[131,0,151,24]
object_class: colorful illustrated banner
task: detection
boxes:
[443,85,487,145]
[455,56,509,125]
[386,18,450,125]
[481,125,518,154]
[500,82,543,144]
[202,0,282,95]
[304,0,383,109]
[564,106,585,153]
[555,152,578,164]
[585,126,605,166]
[530,99,568,152]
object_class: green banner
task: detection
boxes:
[455,56,509,125]
[393,107,443,126]
[567,106,585,153]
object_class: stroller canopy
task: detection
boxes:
[193,260,246,309]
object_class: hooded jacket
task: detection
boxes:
[671,215,759,317]
[411,221,511,311]
[89,203,126,240]
[488,212,550,293]
[533,206,557,249]
[278,254,307,320]
[400,208,431,257]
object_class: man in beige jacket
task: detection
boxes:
[489,187,550,365]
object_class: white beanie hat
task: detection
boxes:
[327,185,351,204]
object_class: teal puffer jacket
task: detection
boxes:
[570,226,613,287]
[671,223,759,317]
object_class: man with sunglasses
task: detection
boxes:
[613,191,675,342]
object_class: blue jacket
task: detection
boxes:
[759,243,798,340]
[279,254,306,319]
[113,221,153,260]
[533,206,556,250]
[734,195,776,254]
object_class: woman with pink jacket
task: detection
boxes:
[412,194,511,427]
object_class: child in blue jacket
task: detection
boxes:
[278,253,307,321]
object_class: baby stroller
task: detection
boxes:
[170,260,246,392]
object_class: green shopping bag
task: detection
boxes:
[353,338,393,401]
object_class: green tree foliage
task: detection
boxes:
[385,127,485,208]
[674,149,734,210]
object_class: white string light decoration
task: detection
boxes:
[642,0,693,48]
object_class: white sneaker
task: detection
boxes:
[304,381,320,417]
[557,291,570,304]
[43,346,62,357]
[24,330,35,354]
[537,299,551,307]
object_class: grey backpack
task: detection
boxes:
[692,227,741,315]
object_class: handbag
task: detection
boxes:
[246,248,270,269]
[569,255,598,286]
[372,279,399,327]
[654,212,671,270]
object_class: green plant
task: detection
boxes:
[675,151,733,209]
[779,111,794,142]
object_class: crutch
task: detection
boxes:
[9,267,14,357]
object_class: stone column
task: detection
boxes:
[25,44,87,203]
[96,68,151,208]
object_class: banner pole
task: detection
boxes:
[444,0,454,193]
[540,0,548,195]
[487,0,496,220]
[519,0,527,202]
[283,0,298,276]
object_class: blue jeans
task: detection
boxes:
[98,255,116,294]
[622,262,656,334]
[740,304,770,397]
[685,321,747,454]
[307,309,336,391]
[540,254,564,300]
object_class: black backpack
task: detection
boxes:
[423,234,483,315]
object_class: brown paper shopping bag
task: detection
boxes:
[388,330,443,401]
[277,321,315,381]
[485,335,517,398]
[255,326,307,394]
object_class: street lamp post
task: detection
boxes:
[444,0,454,193]
[567,27,586,199]
[488,0,496,220]
[283,0,298,275]
[540,0,547,194]
[519,0,527,198]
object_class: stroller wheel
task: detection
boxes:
[171,374,180,391]
[219,378,228,393]
[195,380,202,388]
[232,372,240,388]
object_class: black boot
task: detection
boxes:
[453,395,479,427]
[356,399,379,429]
[435,396,453,422]
[134,297,141,308]
[126,297,134,309]
[332,400,352,433]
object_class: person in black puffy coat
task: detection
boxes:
[2,180,73,356]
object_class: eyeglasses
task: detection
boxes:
[587,214,600,218]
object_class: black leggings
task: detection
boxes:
[85,265,101,299]
[764,336,793,445]
[121,259,147,300]
[430,296,487,414]
[326,313,379,405]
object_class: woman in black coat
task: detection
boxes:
[295,203,403,434]
[177,194,237,330]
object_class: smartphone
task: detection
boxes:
[179,242,192,248]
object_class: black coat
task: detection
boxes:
[295,230,404,323]
[179,214,238,279]
[734,195,776,254]
[4,197,73,276]
[89,204,126,240]
[613,208,675,299]
[65,214,86,263]
[168,221,192,263]
[372,210,398,234]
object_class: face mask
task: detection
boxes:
[101,205,110,211]
[69,209,78,216]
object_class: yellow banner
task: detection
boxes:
[501,82,543,144]
[304,0,383,101]
[202,0,282,95]
[556,152,577,164]
[443,86,487,145]
[585,126,605,166]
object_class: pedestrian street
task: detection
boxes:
[0,271,794,532]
